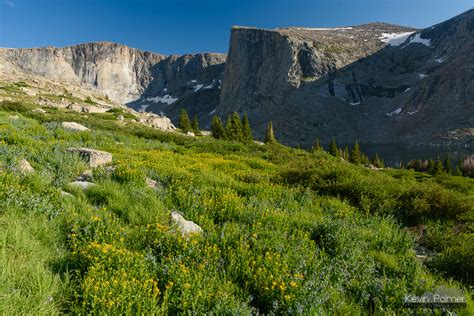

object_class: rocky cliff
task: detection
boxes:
[0,42,226,124]
[219,10,474,147]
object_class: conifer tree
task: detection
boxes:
[242,113,253,142]
[349,140,361,164]
[443,155,452,174]
[179,109,191,133]
[226,112,244,141]
[453,165,463,176]
[329,138,338,157]
[344,147,349,161]
[191,115,200,135]
[371,154,384,168]
[432,157,444,174]
[312,139,323,152]
[210,115,225,139]
[264,121,276,144]
[427,159,435,174]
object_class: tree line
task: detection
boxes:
[179,109,277,144]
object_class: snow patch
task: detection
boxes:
[435,57,444,63]
[193,84,204,92]
[407,110,418,115]
[386,108,402,117]
[404,88,411,93]
[418,74,428,79]
[350,101,361,105]
[208,109,217,115]
[146,95,178,105]
[379,32,414,46]
[404,33,431,47]
[139,104,150,112]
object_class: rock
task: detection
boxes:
[170,211,203,236]
[18,159,34,173]
[253,140,265,145]
[186,131,195,137]
[75,169,93,182]
[61,190,73,197]
[145,177,159,189]
[32,108,46,113]
[9,115,19,120]
[69,181,95,190]
[117,115,124,121]
[62,122,90,132]
[66,147,112,167]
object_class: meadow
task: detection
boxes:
[0,100,472,314]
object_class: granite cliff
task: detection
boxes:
[0,42,226,124]
[219,9,474,147]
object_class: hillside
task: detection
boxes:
[0,85,473,313]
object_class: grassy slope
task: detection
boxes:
[0,101,472,314]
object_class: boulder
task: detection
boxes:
[69,181,95,190]
[146,177,160,189]
[171,211,203,236]
[186,131,195,137]
[18,159,34,173]
[75,169,93,182]
[61,190,73,198]
[117,115,124,121]
[62,122,90,132]
[66,147,112,167]
[32,108,47,113]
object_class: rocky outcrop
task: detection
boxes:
[0,42,226,127]
[18,159,34,173]
[62,122,90,132]
[66,147,112,167]
[171,211,203,236]
[0,42,164,104]
[218,10,474,148]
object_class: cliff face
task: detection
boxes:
[219,10,474,147]
[0,42,226,124]
[0,42,165,104]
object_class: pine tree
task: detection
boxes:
[210,115,225,139]
[453,165,463,176]
[349,140,361,164]
[344,147,349,161]
[312,139,323,152]
[226,112,244,141]
[329,138,338,157]
[443,155,452,174]
[371,154,384,168]
[432,157,444,174]
[427,159,435,174]
[264,121,276,144]
[242,113,253,142]
[179,109,191,133]
[191,115,201,135]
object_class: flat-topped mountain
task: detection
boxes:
[219,10,474,147]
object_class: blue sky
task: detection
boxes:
[0,0,472,54]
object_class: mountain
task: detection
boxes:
[0,42,226,123]
[1,10,472,148]
[218,9,474,147]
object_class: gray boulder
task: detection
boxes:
[69,181,95,190]
[18,159,34,173]
[62,122,90,132]
[66,147,112,167]
[171,211,203,236]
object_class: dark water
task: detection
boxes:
[330,143,473,167]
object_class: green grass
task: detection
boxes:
[0,100,473,314]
